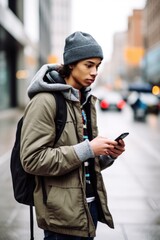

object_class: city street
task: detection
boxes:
[96,103,160,240]
[1,1,160,239]
[0,104,160,240]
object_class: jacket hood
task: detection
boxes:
[27,64,91,102]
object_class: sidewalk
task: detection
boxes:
[0,108,44,239]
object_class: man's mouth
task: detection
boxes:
[86,79,95,83]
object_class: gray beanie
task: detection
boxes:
[63,31,103,65]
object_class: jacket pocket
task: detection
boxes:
[46,186,87,229]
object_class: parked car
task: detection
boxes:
[140,93,160,114]
[128,92,160,120]
[128,94,147,121]
[99,91,126,111]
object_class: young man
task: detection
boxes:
[20,31,125,240]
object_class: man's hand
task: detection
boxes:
[108,139,125,159]
[89,136,125,158]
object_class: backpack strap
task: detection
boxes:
[29,205,34,240]
[53,91,67,144]
[41,91,67,205]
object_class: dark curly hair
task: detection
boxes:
[58,61,78,78]
[58,65,71,78]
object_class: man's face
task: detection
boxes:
[67,58,102,89]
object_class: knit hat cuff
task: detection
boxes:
[63,44,103,65]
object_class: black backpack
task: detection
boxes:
[10,91,67,240]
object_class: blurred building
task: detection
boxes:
[0,0,45,109]
[0,0,72,111]
[142,0,160,86]
[124,9,144,82]
[100,32,128,90]
[128,10,144,47]
[101,8,144,89]
[111,32,128,88]
[49,0,72,64]
[39,0,52,65]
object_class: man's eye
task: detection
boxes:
[86,64,92,68]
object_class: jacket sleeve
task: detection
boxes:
[99,155,115,170]
[20,93,82,177]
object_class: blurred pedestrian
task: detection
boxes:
[20,31,125,240]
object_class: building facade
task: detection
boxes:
[125,9,144,82]
[0,0,72,110]
[101,8,144,89]
[0,0,40,109]
[111,31,128,87]
[49,0,72,64]
[128,9,144,47]
[143,0,160,85]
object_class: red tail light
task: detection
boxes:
[117,100,126,109]
[100,100,109,109]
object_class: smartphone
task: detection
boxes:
[114,132,129,142]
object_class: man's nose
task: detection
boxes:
[91,67,98,76]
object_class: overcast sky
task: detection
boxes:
[71,0,146,61]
